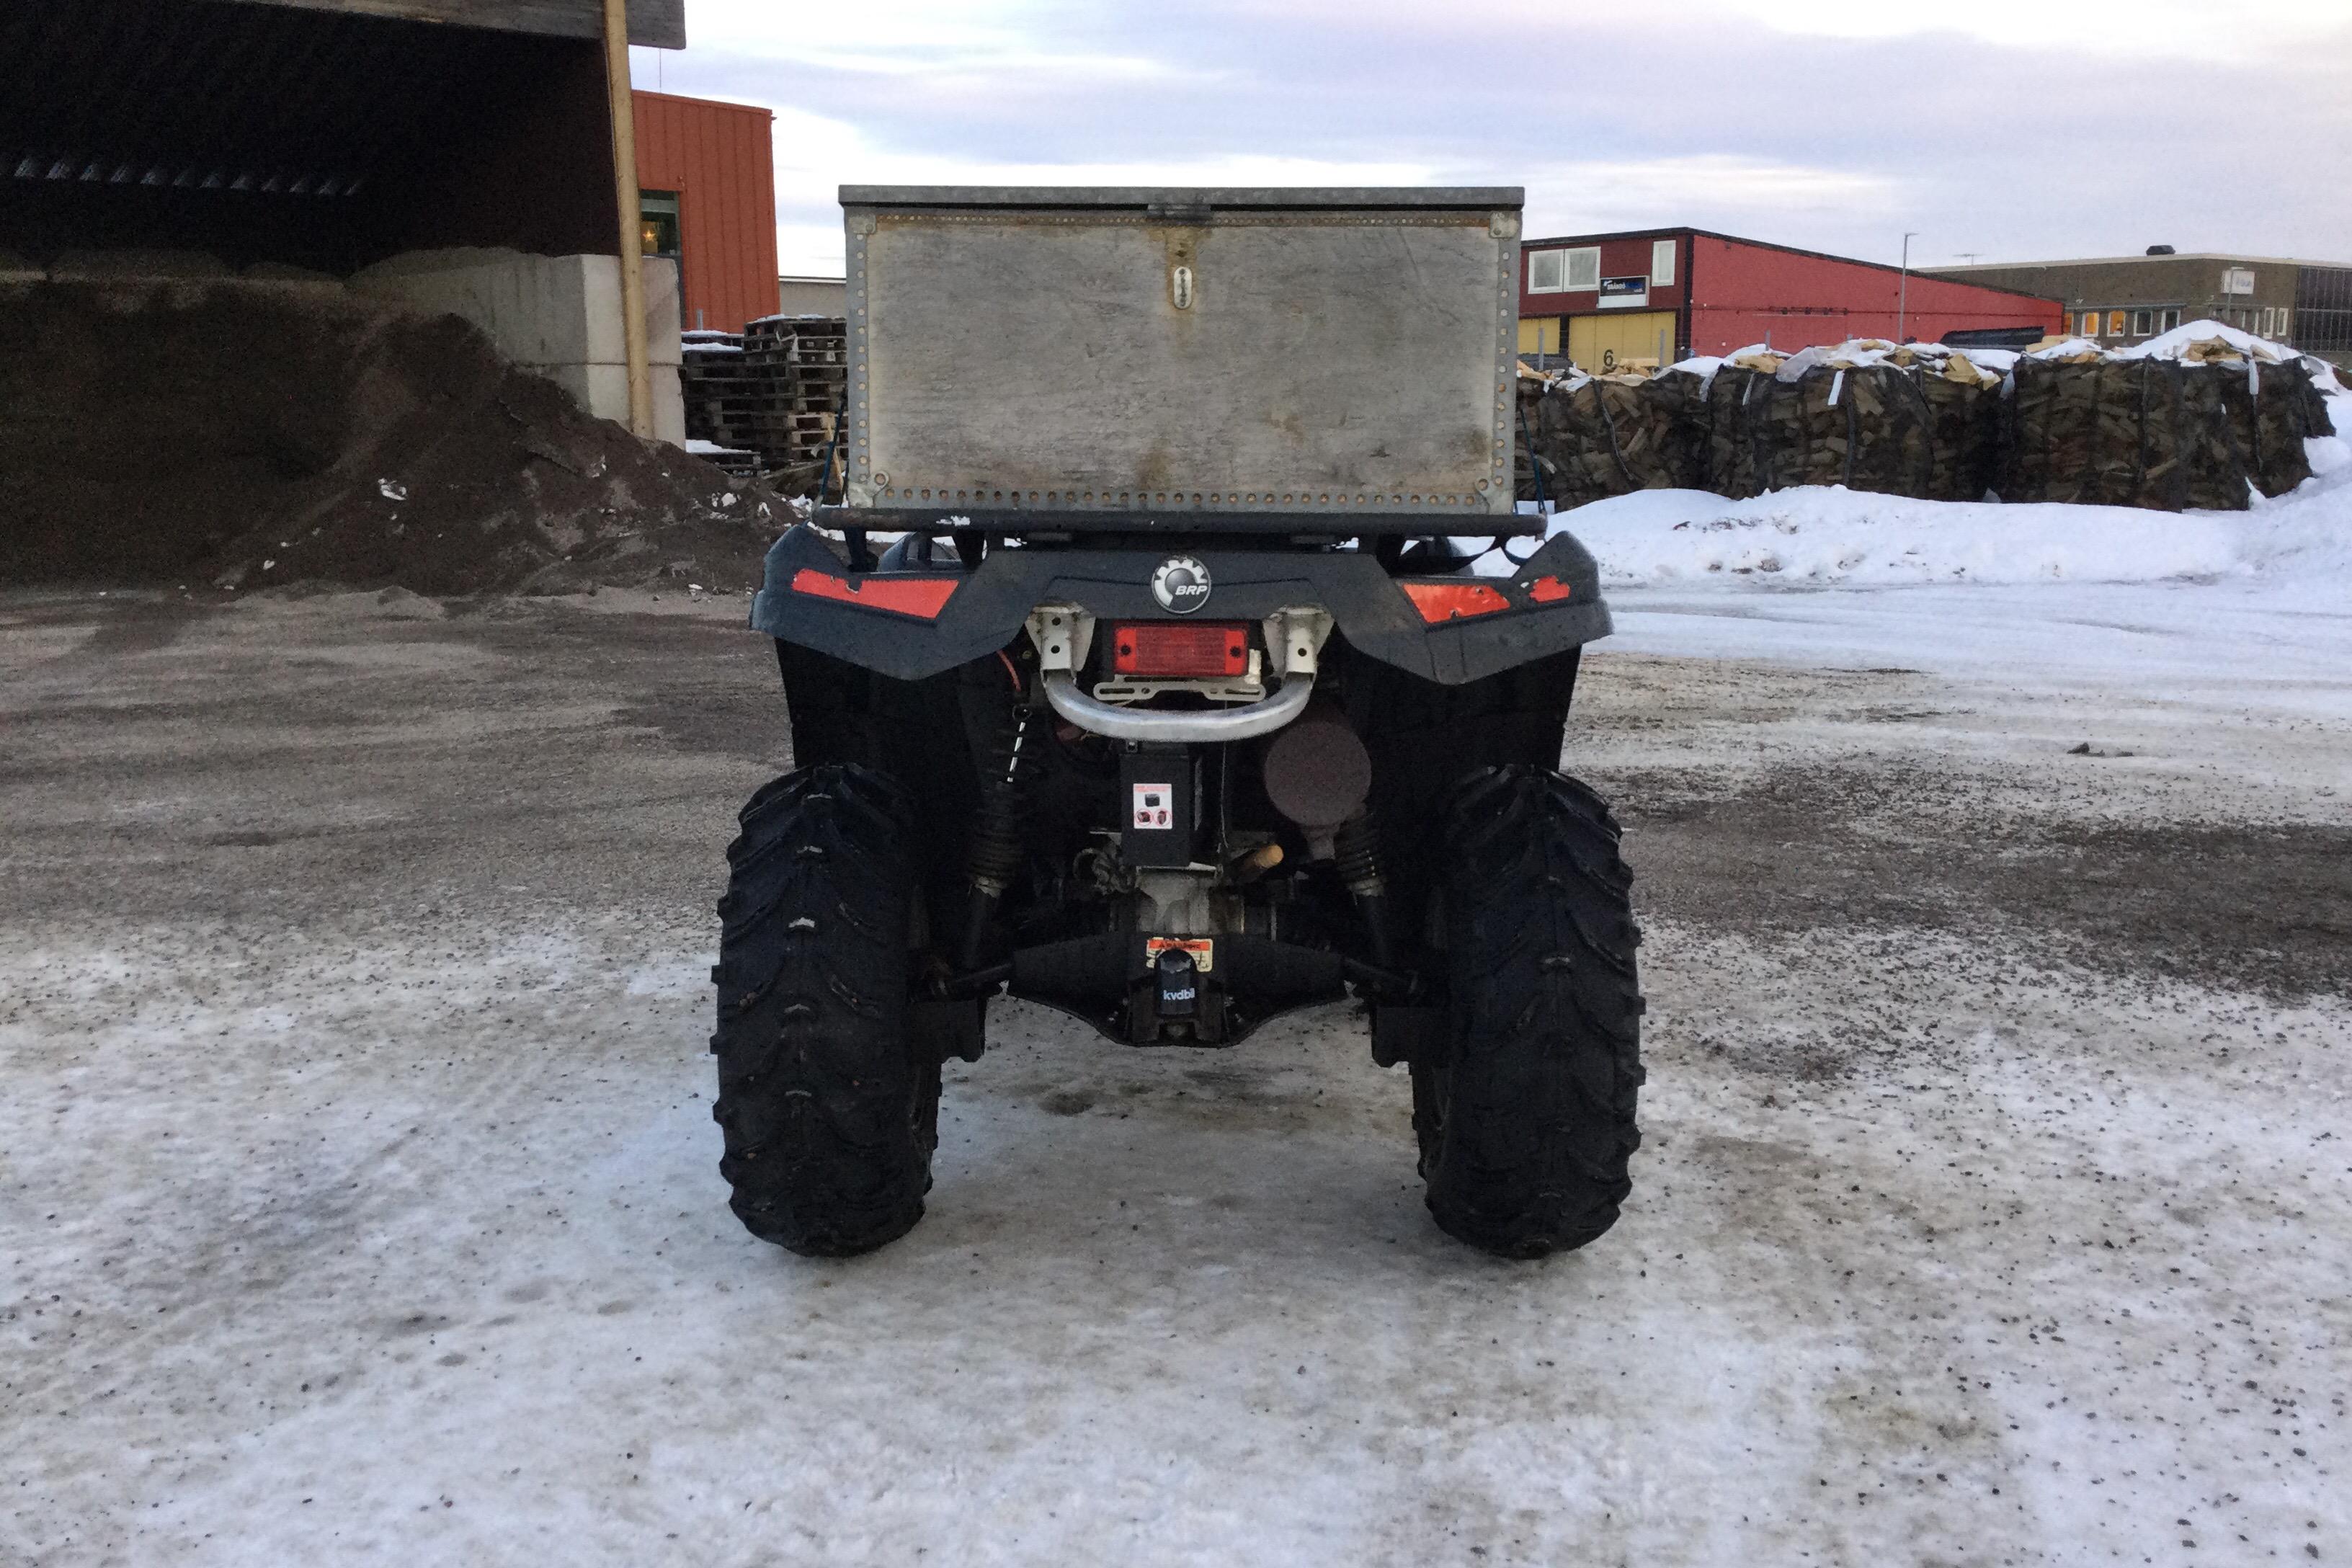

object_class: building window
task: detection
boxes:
[2162,308,2181,332]
[2080,310,2101,337]
[1531,246,1600,292]
[2278,308,2292,342]
[2132,309,2152,336]
[639,191,681,259]
[1652,238,1676,288]
[2107,310,2126,337]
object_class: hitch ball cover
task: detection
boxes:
[1260,706,1373,851]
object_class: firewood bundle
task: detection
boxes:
[2001,358,2248,511]
[1517,370,1708,505]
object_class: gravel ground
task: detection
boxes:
[2,584,2346,1567]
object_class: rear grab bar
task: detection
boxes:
[1040,668,1315,742]
[1025,604,1334,743]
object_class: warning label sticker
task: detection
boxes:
[1145,937,1214,973]
[1131,783,1175,831]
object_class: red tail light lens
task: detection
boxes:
[1399,581,1511,622]
[1112,622,1250,677]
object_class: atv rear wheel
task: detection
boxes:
[711,763,940,1257]
[1415,766,1644,1258]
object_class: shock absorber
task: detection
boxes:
[959,699,1036,971]
[1332,811,1395,973]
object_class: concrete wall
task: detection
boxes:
[354,249,685,444]
[775,277,848,318]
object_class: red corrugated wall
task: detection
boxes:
[1690,235,2062,355]
[632,90,778,334]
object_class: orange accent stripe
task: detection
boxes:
[1399,581,1512,623]
[1528,574,1574,604]
[790,569,958,619]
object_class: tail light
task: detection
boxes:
[1112,622,1250,677]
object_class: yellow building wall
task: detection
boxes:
[1516,317,1562,355]
[1566,311,1678,373]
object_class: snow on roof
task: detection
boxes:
[1930,252,2352,272]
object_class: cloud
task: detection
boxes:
[649,0,2352,278]
[1708,0,2346,61]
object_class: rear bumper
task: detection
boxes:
[749,527,1611,685]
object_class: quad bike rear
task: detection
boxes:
[711,187,1643,1259]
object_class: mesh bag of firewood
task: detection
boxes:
[2003,358,2249,512]
[1917,367,2005,502]
[1703,360,1933,498]
[1517,369,1708,505]
[2214,355,2332,498]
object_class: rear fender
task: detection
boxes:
[749,525,1611,685]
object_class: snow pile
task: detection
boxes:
[1489,380,2351,590]
[2118,318,2308,364]
[1512,487,2246,586]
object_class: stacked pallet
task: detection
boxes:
[676,317,849,478]
[741,315,847,471]
[679,330,759,458]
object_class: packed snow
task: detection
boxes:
[5,586,2348,1567]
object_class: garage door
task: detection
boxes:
[1516,317,1562,355]
[1567,311,1678,373]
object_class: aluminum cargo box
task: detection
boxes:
[836,186,1527,534]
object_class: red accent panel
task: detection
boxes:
[1399,582,1511,622]
[790,569,958,619]
[1528,575,1574,604]
[1113,623,1250,677]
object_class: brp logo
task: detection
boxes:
[1151,556,1212,615]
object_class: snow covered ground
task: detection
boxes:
[4,507,2348,1565]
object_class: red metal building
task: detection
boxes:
[1518,228,2064,370]
[631,89,778,333]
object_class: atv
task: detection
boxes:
[710,187,1642,1259]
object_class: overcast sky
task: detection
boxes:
[632,0,2352,278]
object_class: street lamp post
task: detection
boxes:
[1897,231,1918,343]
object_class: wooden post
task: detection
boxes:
[602,0,654,439]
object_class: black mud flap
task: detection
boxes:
[910,997,985,1064]
[1371,1004,1445,1067]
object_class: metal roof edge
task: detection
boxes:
[1923,254,2352,272]
[838,186,1525,210]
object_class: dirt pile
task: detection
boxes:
[0,280,786,594]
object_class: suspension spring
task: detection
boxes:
[1332,811,1397,974]
[1332,811,1385,901]
[960,699,1036,968]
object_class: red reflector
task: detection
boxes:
[1113,622,1250,677]
[1399,582,1510,622]
[790,569,957,619]
[1528,574,1573,604]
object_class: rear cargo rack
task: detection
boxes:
[812,507,1543,539]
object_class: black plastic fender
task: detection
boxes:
[748,525,1613,685]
